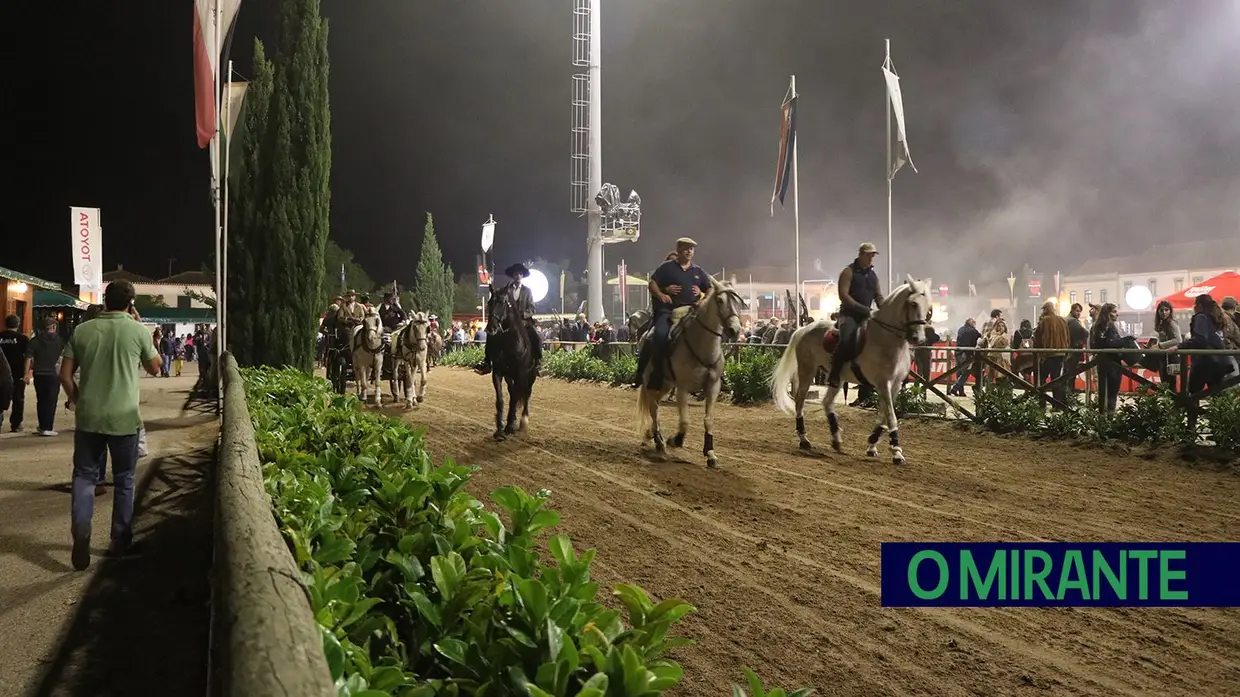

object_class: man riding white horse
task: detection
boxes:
[827,242,885,389]
[635,237,712,391]
[476,263,544,376]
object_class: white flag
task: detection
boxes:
[481,218,495,253]
[882,57,917,179]
[70,207,103,292]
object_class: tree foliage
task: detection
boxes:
[321,238,376,306]
[411,213,454,322]
[226,0,331,371]
[453,275,481,315]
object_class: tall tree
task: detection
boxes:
[453,275,482,315]
[228,0,331,370]
[226,38,274,367]
[320,238,376,306]
[412,213,454,323]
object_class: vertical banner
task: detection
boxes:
[481,216,495,253]
[70,207,103,294]
[618,261,627,319]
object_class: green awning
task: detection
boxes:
[0,266,61,290]
[138,307,216,324]
[33,289,89,310]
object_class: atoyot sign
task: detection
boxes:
[525,268,549,303]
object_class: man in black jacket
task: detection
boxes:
[476,263,543,376]
[949,317,981,396]
[827,243,885,389]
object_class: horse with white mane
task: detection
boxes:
[390,312,430,408]
[635,277,746,468]
[351,311,386,406]
[769,276,932,464]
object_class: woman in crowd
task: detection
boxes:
[1173,293,1233,394]
[1088,303,1131,414]
[1151,300,1181,391]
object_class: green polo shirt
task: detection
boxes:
[63,312,157,435]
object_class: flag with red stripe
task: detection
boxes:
[769,76,798,216]
[194,0,243,150]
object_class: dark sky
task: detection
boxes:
[12,0,1240,291]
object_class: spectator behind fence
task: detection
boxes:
[1151,300,1182,391]
[1088,303,1129,414]
[1032,301,1070,405]
[27,317,66,435]
[59,280,162,571]
[1171,293,1234,394]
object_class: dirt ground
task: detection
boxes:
[390,367,1240,697]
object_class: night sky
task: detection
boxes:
[12,0,1240,291]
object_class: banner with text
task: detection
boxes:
[70,207,103,293]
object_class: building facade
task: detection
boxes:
[1060,240,1240,316]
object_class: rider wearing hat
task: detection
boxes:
[826,242,885,388]
[636,237,711,390]
[335,289,365,329]
[475,262,543,376]
[378,291,406,331]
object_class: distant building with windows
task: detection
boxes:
[1060,240,1240,317]
[101,265,215,310]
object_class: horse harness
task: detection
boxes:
[661,289,742,385]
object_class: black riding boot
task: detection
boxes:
[826,344,848,388]
[634,342,651,387]
[475,339,495,374]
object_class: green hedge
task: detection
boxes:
[243,366,812,697]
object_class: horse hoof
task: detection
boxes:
[798,439,813,450]
[832,442,844,454]
[706,454,718,469]
[493,431,506,441]
[504,426,516,436]
[405,400,414,409]
[416,395,424,403]
[866,448,879,458]
[892,456,906,466]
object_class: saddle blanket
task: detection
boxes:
[822,324,868,354]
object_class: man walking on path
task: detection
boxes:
[0,314,29,431]
[27,317,65,435]
[59,280,161,570]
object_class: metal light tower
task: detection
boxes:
[571,0,604,322]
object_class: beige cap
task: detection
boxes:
[859,242,878,254]
[676,237,698,247]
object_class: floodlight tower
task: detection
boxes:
[571,0,604,322]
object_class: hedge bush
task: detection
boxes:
[243,366,811,697]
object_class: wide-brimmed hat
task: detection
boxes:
[505,263,530,278]
[859,242,879,255]
[676,237,698,247]
[383,291,393,300]
[345,288,357,296]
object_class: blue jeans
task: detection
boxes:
[647,310,674,387]
[162,354,173,376]
[71,430,140,545]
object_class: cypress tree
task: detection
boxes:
[413,213,454,324]
[230,0,331,370]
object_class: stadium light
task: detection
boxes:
[1125,285,1153,312]
[526,268,550,303]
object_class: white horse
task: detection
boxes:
[635,278,746,468]
[351,312,385,406]
[770,276,931,464]
[391,312,430,408]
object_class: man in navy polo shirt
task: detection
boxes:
[636,237,711,390]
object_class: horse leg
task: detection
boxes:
[373,355,384,406]
[416,356,427,403]
[795,361,816,450]
[504,379,518,435]
[670,385,689,449]
[648,389,666,459]
[703,375,722,468]
[886,380,905,465]
[866,380,892,458]
[822,384,844,452]
[518,374,531,432]
[493,372,506,440]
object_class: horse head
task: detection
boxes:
[485,285,520,335]
[404,311,430,347]
[703,276,747,342]
[358,313,384,350]
[879,274,931,345]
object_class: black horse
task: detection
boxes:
[485,285,537,440]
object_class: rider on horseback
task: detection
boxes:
[635,237,711,391]
[378,292,406,331]
[475,263,544,377]
[826,242,885,389]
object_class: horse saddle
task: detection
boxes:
[822,324,872,387]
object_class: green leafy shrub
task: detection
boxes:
[243,367,698,697]
[723,347,779,405]
[731,668,815,697]
[1106,387,1199,445]
[1204,389,1240,452]
[542,349,614,382]
[972,382,1045,434]
[440,345,484,367]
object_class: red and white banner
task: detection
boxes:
[194,0,243,149]
[70,207,103,293]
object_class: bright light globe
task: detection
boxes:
[525,269,549,303]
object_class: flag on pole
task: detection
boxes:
[340,263,346,291]
[769,76,798,216]
[968,280,977,297]
[881,54,917,179]
[194,0,243,150]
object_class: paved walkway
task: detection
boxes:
[0,366,218,697]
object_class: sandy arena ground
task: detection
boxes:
[377,367,1240,697]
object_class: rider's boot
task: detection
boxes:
[826,344,847,389]
[475,358,491,375]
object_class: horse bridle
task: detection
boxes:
[680,288,744,371]
[355,318,384,354]
[869,288,928,343]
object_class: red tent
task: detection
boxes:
[1156,271,1240,310]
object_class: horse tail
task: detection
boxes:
[636,385,652,437]
[771,320,823,413]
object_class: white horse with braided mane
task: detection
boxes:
[769,276,931,464]
[390,311,430,408]
[635,277,746,468]
[351,311,385,406]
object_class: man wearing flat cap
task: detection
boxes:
[636,237,711,390]
[827,242,885,389]
[476,262,543,376]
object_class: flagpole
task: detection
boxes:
[222,59,233,354]
[791,74,802,326]
[885,38,893,291]
[212,0,223,401]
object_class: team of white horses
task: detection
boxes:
[348,309,444,409]
[344,273,934,469]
